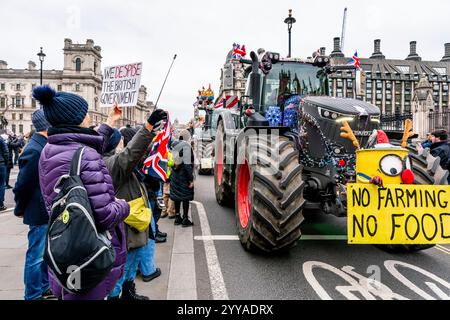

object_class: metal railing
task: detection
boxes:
[380,112,412,132]
[428,112,450,132]
[380,111,450,132]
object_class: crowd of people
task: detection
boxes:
[9,85,195,300]
[4,85,450,301]
[0,132,25,210]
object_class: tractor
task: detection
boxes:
[193,86,217,175]
[212,49,449,253]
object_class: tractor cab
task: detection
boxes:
[242,51,330,126]
[260,60,329,112]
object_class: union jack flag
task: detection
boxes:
[348,51,361,70]
[142,116,171,182]
[232,43,247,60]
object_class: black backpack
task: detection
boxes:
[44,147,116,295]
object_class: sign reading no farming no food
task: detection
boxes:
[101,62,143,107]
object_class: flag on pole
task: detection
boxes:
[142,116,171,182]
[348,51,361,70]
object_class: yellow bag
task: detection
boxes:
[124,196,151,232]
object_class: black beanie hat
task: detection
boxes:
[120,127,138,147]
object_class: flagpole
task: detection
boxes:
[155,54,177,108]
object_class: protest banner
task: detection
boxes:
[347,184,450,245]
[101,62,143,107]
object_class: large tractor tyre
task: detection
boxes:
[378,142,449,253]
[214,121,233,206]
[235,135,305,253]
[198,141,214,175]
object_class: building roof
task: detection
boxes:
[331,56,450,80]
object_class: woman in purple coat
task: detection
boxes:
[34,86,130,300]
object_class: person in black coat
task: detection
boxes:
[13,110,54,300]
[170,138,194,227]
[429,129,450,170]
[6,134,16,189]
[0,134,9,211]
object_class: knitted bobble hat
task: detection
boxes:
[32,85,89,126]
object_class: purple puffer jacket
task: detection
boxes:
[39,124,130,300]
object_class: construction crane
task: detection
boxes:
[341,7,348,54]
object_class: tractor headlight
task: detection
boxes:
[319,108,352,122]
[371,116,381,124]
[335,117,355,123]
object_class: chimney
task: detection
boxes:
[442,43,450,62]
[28,61,37,70]
[64,38,72,48]
[0,60,7,70]
[320,47,326,56]
[370,39,385,59]
[406,41,421,61]
[330,37,344,58]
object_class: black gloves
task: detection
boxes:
[147,109,168,128]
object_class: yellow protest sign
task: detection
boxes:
[347,184,450,244]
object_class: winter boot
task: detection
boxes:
[181,215,194,228]
[174,214,183,225]
[120,280,149,300]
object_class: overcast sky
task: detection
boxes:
[1,0,449,123]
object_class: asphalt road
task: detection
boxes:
[192,174,450,300]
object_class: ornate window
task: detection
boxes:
[75,58,82,72]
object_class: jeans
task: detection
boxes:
[24,225,49,300]
[138,201,157,276]
[6,166,11,186]
[0,165,6,206]
[14,149,19,165]
[109,246,145,298]
[109,202,156,298]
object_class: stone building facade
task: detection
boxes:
[328,38,450,116]
[216,49,248,102]
[0,38,154,135]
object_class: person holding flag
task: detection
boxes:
[103,106,168,300]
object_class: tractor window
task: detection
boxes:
[261,62,328,111]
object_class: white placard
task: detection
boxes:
[101,62,143,107]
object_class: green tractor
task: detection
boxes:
[212,49,449,253]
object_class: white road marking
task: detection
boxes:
[195,235,239,241]
[301,235,348,241]
[191,201,229,300]
[436,247,450,255]
[436,245,450,254]
[384,260,450,300]
[194,234,348,241]
[303,261,407,300]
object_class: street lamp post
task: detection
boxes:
[284,9,296,58]
[37,47,46,86]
